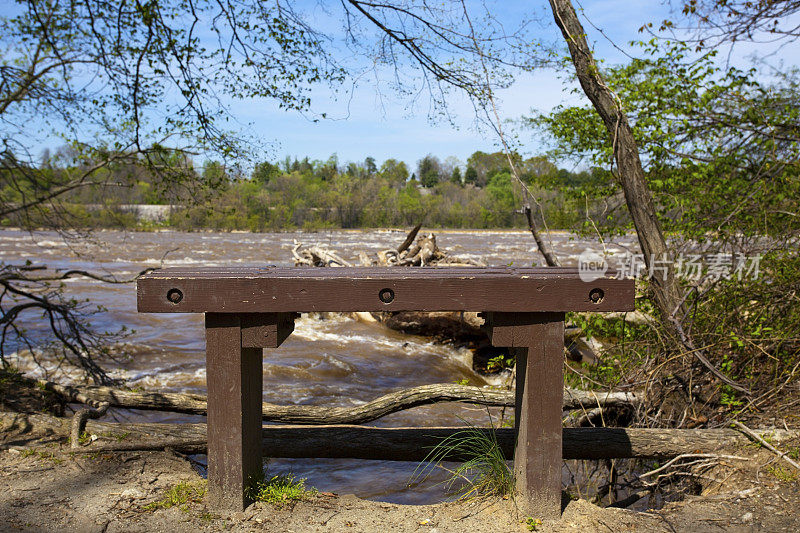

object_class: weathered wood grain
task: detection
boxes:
[26,378,640,423]
[497,313,564,519]
[205,314,262,511]
[5,412,793,461]
[137,267,634,313]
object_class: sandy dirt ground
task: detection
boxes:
[1,438,799,533]
[1,379,799,532]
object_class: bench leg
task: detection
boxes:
[514,312,564,519]
[205,313,263,511]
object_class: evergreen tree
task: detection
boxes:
[252,161,280,184]
[417,154,441,188]
[364,156,377,175]
[450,166,463,185]
[464,165,478,185]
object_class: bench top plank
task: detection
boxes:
[137,267,634,313]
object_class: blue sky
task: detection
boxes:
[235,0,661,169]
[8,0,799,171]
[232,0,799,171]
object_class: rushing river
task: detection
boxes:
[1,228,638,504]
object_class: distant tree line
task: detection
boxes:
[2,149,614,231]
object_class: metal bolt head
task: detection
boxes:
[379,288,395,304]
[589,288,604,304]
[167,288,183,304]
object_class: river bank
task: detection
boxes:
[3,227,799,531]
[2,229,628,504]
[2,418,799,532]
[2,373,800,532]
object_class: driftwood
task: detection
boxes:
[292,226,486,269]
[70,403,109,449]
[289,228,626,362]
[377,311,487,345]
[396,223,422,254]
[375,313,602,364]
[3,411,796,461]
[291,241,353,267]
[17,375,112,449]
[25,376,640,424]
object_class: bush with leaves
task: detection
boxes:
[533,39,800,422]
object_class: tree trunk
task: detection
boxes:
[4,411,794,461]
[548,0,681,319]
[548,0,747,392]
[523,205,561,267]
[27,376,639,424]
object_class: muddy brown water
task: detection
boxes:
[1,229,639,504]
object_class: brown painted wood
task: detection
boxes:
[521,313,564,519]
[205,313,263,511]
[240,312,296,348]
[489,312,565,519]
[137,267,634,313]
[137,268,634,514]
[486,312,555,347]
[513,346,525,439]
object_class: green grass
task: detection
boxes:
[245,474,317,505]
[100,431,131,442]
[19,448,64,465]
[411,420,514,500]
[526,517,543,531]
[766,466,799,483]
[64,431,93,447]
[144,481,207,511]
[77,431,92,445]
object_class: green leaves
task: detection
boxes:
[1,0,345,174]
[530,39,800,241]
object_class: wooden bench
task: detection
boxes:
[137,266,634,517]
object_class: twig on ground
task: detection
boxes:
[70,402,110,449]
[732,420,800,472]
[639,453,747,480]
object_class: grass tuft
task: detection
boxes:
[411,419,514,500]
[526,516,543,531]
[766,465,799,483]
[144,481,207,511]
[19,448,64,465]
[245,474,317,505]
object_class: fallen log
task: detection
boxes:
[374,312,602,363]
[292,241,353,267]
[396,223,422,254]
[2,411,796,460]
[376,311,487,344]
[293,226,485,269]
[398,233,441,266]
[25,377,640,423]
